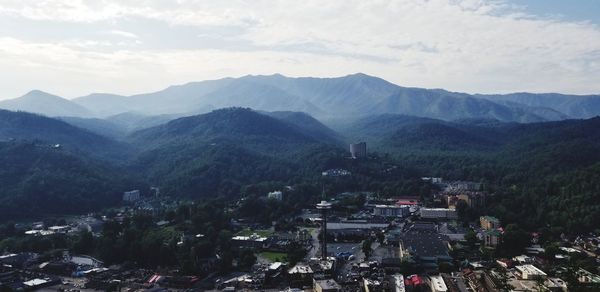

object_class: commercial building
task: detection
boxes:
[480,216,501,230]
[313,279,341,292]
[420,208,458,220]
[267,191,283,201]
[123,190,141,202]
[373,205,410,218]
[350,142,367,159]
[398,226,452,271]
[288,264,314,288]
[231,234,268,250]
[516,265,547,280]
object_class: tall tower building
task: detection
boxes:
[350,142,367,159]
[316,200,332,259]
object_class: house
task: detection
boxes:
[483,229,501,247]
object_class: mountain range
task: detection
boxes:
[0,106,599,231]
[1,74,599,126]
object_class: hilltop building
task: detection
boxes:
[268,191,283,201]
[350,142,367,159]
[123,190,140,202]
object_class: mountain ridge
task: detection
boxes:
[3,74,599,123]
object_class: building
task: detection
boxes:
[516,265,547,280]
[421,177,443,184]
[123,190,141,202]
[480,216,500,230]
[428,275,448,292]
[288,264,314,288]
[313,279,341,292]
[483,229,501,247]
[444,181,482,192]
[321,169,351,177]
[70,255,104,268]
[447,192,486,209]
[48,225,70,233]
[545,277,568,292]
[268,191,283,201]
[316,201,332,259]
[350,142,367,159]
[373,205,410,218]
[393,274,405,292]
[398,226,452,271]
[231,234,267,250]
[420,208,458,220]
[576,268,600,283]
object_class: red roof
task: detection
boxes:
[404,275,424,286]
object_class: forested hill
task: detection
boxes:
[128,108,332,150]
[0,109,132,161]
[126,108,349,198]
[343,114,600,232]
[0,142,143,220]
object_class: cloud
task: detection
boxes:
[106,30,139,39]
[0,0,599,98]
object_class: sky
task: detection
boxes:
[0,0,600,99]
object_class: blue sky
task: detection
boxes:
[0,0,599,99]
[511,0,600,24]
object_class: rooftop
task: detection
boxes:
[516,264,547,276]
[314,279,341,290]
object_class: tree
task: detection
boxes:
[238,250,257,269]
[495,268,513,291]
[438,262,454,273]
[498,224,530,256]
[465,230,479,247]
[362,239,372,258]
[376,232,385,245]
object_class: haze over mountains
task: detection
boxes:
[1,74,599,127]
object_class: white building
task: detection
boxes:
[420,208,458,219]
[429,275,448,292]
[123,190,140,202]
[393,274,405,292]
[516,265,547,280]
[267,191,283,201]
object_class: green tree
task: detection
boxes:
[362,239,372,258]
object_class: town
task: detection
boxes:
[0,158,598,292]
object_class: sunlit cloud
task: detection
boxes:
[0,0,599,98]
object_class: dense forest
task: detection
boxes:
[0,108,599,233]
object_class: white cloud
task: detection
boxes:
[0,0,599,98]
[106,30,139,39]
